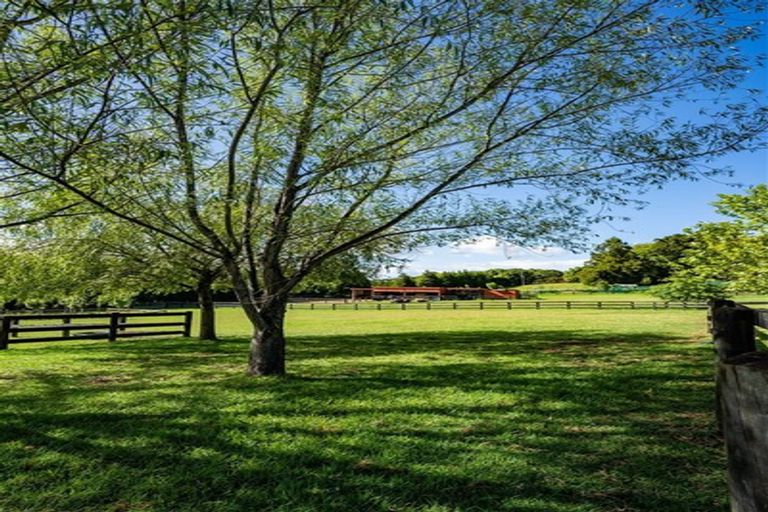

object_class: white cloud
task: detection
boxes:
[500,245,569,257]
[382,237,589,277]
[449,236,503,256]
[396,255,588,275]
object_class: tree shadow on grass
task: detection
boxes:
[0,329,724,512]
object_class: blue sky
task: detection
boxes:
[395,149,766,275]
[393,13,768,277]
[394,150,766,276]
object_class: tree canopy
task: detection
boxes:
[1,0,765,374]
[378,268,563,289]
[662,185,768,298]
[567,234,693,287]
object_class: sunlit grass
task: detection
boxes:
[0,309,727,511]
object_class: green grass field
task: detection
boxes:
[0,308,729,511]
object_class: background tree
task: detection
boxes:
[663,185,768,297]
[415,270,443,287]
[292,253,375,297]
[571,234,693,286]
[633,234,694,285]
[0,218,225,339]
[379,267,565,288]
[1,0,765,375]
[572,237,646,286]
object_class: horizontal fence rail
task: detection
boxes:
[0,311,192,349]
[287,300,710,311]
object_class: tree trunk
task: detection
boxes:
[196,276,217,341]
[248,298,287,376]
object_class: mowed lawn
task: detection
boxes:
[0,309,726,512]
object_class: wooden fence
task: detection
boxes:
[0,311,192,349]
[287,300,709,311]
[710,300,768,512]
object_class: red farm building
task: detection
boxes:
[350,286,520,301]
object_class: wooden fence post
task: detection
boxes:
[0,317,9,350]
[718,352,768,512]
[62,317,71,338]
[183,311,193,337]
[108,312,119,342]
[10,318,18,338]
[711,301,755,430]
[711,302,755,361]
[710,300,768,512]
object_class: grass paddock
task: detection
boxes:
[0,309,726,511]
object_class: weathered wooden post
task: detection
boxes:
[0,316,9,350]
[711,301,767,512]
[718,351,768,512]
[108,312,120,342]
[711,301,755,361]
[182,311,193,337]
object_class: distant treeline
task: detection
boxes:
[375,233,694,292]
[375,268,564,289]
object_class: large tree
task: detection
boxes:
[1,0,766,375]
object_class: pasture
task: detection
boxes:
[0,309,728,511]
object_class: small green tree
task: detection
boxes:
[666,185,768,295]
[656,275,728,301]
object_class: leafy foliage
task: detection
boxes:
[379,268,563,288]
[664,185,768,296]
[656,276,728,301]
[570,235,693,287]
